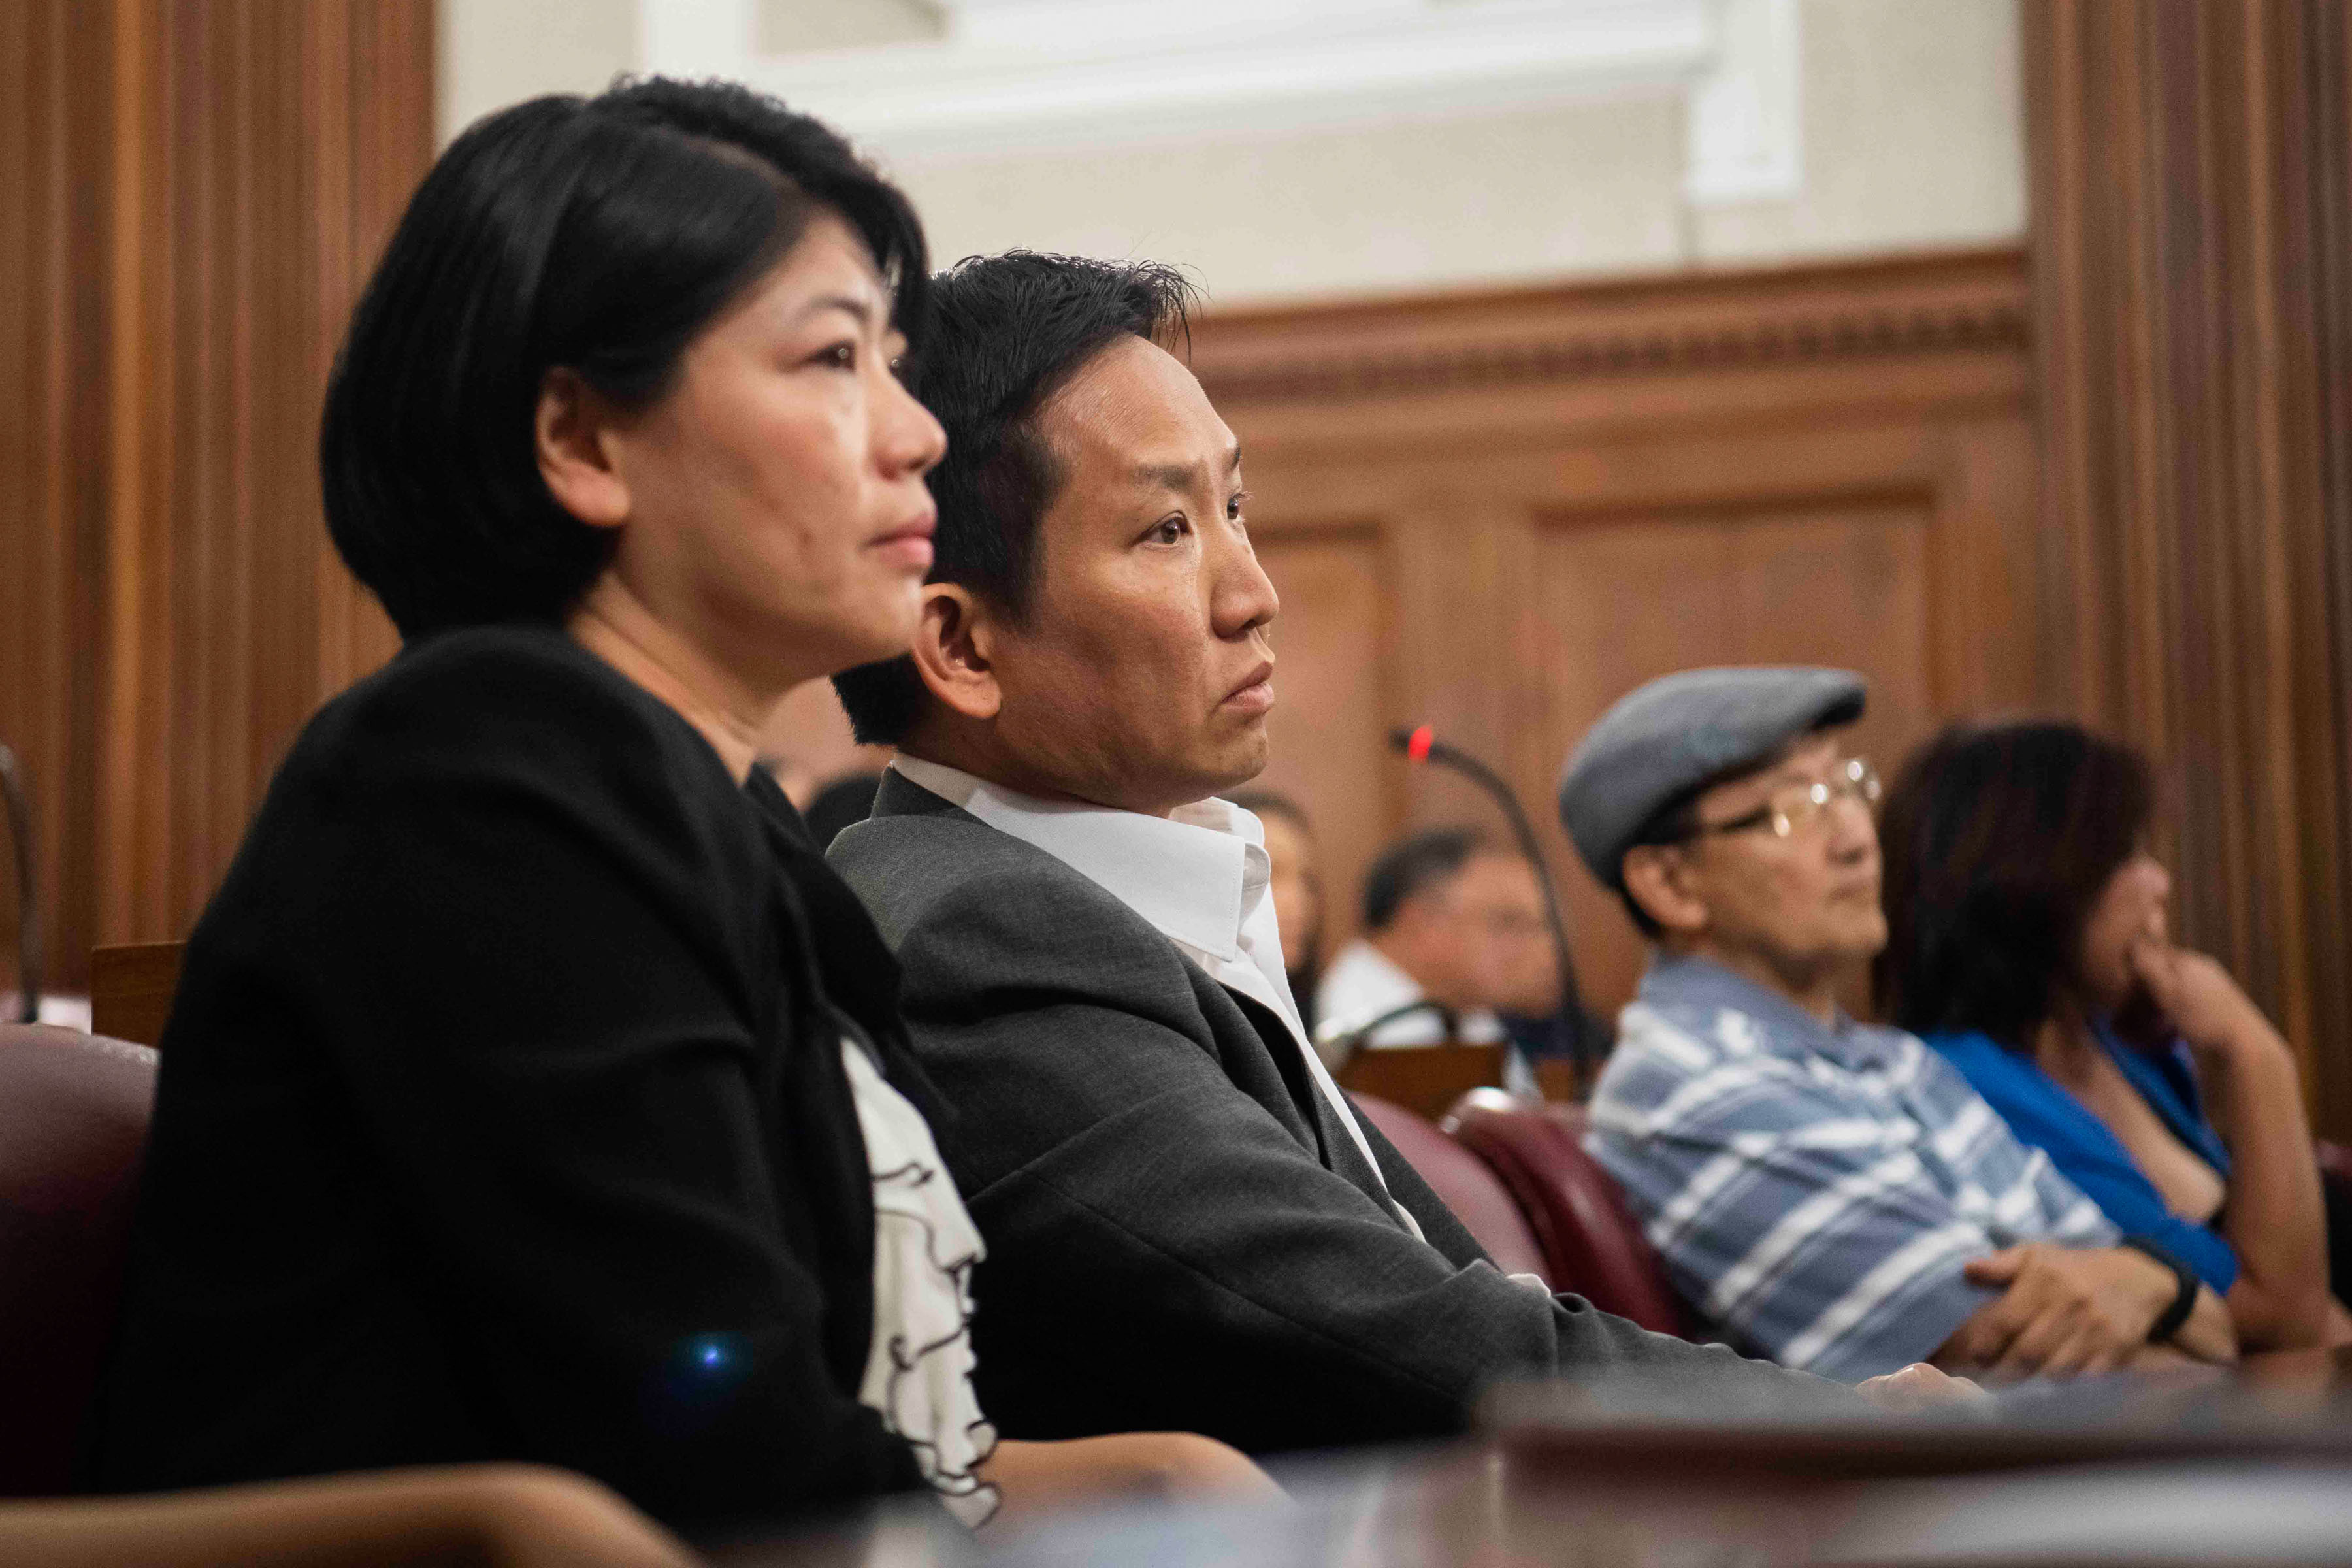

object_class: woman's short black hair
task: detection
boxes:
[1872,719,2154,1046]
[321,76,930,640]
[830,251,1196,745]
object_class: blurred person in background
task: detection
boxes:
[1225,789,1325,1032]
[1567,668,2237,1384]
[1876,719,2352,1349]
[1315,828,1556,1056]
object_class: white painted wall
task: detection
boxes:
[436,0,2022,304]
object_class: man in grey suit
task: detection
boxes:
[828,252,1953,1454]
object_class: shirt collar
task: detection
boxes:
[890,755,1264,963]
[1639,951,1878,1066]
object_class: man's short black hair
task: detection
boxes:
[831,252,1198,745]
[321,77,929,640]
[1361,827,1492,933]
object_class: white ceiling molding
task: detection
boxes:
[638,0,1799,205]
[1684,0,1801,204]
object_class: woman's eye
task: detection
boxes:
[1226,489,1252,522]
[1147,517,1188,546]
[815,342,857,370]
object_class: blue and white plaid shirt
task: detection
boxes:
[1584,954,2117,1381]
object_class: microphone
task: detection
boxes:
[0,743,41,1025]
[1389,724,1595,1088]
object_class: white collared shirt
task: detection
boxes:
[1315,938,1508,1051]
[890,755,1418,1235]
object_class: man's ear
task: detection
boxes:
[908,584,1002,722]
[1622,845,1708,938]
[534,367,632,529]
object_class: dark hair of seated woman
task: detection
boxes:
[1875,719,2351,1349]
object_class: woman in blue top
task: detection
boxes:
[1874,721,2349,1353]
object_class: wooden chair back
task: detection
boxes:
[1336,1043,1505,1122]
[90,943,185,1049]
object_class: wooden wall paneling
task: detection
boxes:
[1192,250,2041,1025]
[1,0,113,1000]
[1388,495,1548,842]
[1250,523,1397,966]
[2029,0,2352,1139]
[97,0,429,955]
[1,2,429,1003]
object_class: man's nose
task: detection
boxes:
[1211,527,1279,640]
[1827,800,1877,861]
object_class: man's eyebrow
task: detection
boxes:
[1128,444,1244,491]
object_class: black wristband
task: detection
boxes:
[2119,1237,2198,1343]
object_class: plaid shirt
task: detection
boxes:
[1584,955,2117,1381]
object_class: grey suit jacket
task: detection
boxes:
[830,772,1852,1452]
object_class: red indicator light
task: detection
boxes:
[1405,725,1435,762]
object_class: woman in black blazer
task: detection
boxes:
[90,78,1264,1537]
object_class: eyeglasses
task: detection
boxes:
[1688,757,1881,842]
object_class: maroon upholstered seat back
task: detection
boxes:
[1441,1090,1697,1338]
[0,1025,157,1495]
[1347,1091,1551,1284]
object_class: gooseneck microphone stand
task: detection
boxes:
[1,743,42,1025]
[1388,725,1595,1095]
[1312,996,1456,1078]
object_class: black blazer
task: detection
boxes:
[829,772,1845,1455]
[91,627,928,1530]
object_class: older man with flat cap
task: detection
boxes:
[1561,668,2239,1384]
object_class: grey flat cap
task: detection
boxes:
[1557,666,1866,891]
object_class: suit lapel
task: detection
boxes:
[862,769,1408,1229]
[1217,984,1399,1221]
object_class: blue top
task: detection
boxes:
[1927,1025,2237,1294]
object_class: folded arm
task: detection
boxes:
[1585,1030,2126,1383]
[1936,1243,2236,1380]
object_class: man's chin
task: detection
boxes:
[1836,914,1891,965]
[1211,732,1273,791]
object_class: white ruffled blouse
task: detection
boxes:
[838,1039,1000,1527]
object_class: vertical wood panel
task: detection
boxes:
[2029,0,2352,1139]
[97,0,428,953]
[1254,527,1396,966]
[5,1,428,1002]
[1,0,112,1002]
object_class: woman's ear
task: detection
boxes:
[534,368,632,529]
[1622,845,1708,938]
[908,585,1002,722]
